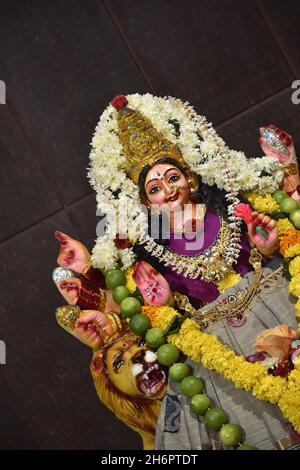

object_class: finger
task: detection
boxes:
[90,338,101,349]
[59,278,80,290]
[133,262,148,284]
[138,261,151,282]
[255,214,271,229]
[54,231,70,246]
[88,331,99,342]
[265,220,276,231]
[77,310,99,325]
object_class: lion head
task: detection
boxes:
[90,333,167,449]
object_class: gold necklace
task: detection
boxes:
[174,248,282,330]
[167,215,232,282]
[140,212,235,282]
[174,248,283,330]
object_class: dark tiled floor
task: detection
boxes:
[0,0,300,450]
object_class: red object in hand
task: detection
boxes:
[114,233,131,249]
[235,203,254,225]
[111,95,128,111]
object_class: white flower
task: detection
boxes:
[91,238,119,272]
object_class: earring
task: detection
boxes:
[187,175,198,194]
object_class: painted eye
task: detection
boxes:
[113,354,124,372]
[169,174,179,183]
[137,338,146,347]
[149,186,159,194]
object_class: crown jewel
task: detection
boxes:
[111,95,187,184]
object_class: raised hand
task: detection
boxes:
[55,231,90,274]
[259,124,296,163]
[259,125,299,195]
[57,277,81,304]
[73,310,112,349]
[133,261,172,306]
[246,211,279,255]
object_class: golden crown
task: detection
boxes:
[111,95,188,184]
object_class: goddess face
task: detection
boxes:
[106,336,167,399]
[144,163,191,210]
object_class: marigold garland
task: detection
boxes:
[276,218,295,235]
[284,242,300,258]
[150,306,300,432]
[289,256,300,277]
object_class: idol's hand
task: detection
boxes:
[259,125,299,195]
[246,211,279,255]
[133,261,173,306]
[55,231,90,274]
[57,277,81,304]
[73,310,112,349]
[259,124,296,163]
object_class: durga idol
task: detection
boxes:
[53,94,300,450]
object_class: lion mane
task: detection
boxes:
[90,347,164,450]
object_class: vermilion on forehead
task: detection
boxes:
[145,164,179,184]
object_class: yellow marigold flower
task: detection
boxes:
[278,384,300,433]
[289,273,300,297]
[284,242,300,258]
[155,306,179,330]
[276,218,294,235]
[253,375,285,403]
[125,266,137,293]
[142,305,160,326]
[245,192,280,213]
[217,271,241,293]
[289,256,300,277]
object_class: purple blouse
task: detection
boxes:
[162,208,252,306]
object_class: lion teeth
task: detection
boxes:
[132,364,143,377]
[145,350,157,363]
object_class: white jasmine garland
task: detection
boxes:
[88,94,283,272]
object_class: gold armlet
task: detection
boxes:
[284,162,297,176]
[98,288,107,311]
[55,305,81,334]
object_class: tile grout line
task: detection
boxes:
[253,0,297,79]
[5,97,88,243]
[216,85,291,129]
[103,0,156,95]
[0,191,96,247]
[0,207,65,246]
[6,97,66,210]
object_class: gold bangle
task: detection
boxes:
[82,260,92,276]
[105,311,123,334]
